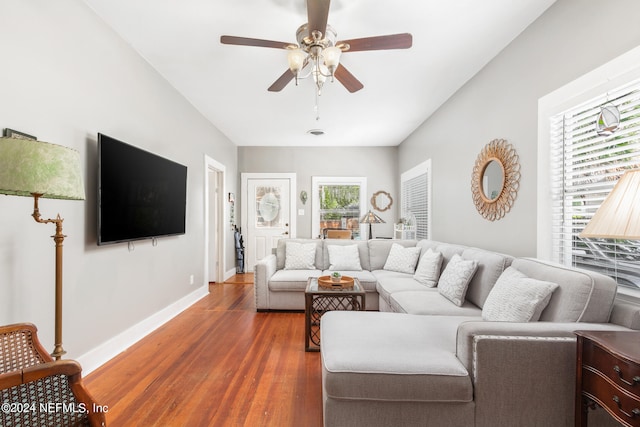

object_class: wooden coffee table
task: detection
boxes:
[304,276,366,352]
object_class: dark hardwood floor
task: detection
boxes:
[85,275,322,426]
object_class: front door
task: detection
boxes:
[242,173,296,271]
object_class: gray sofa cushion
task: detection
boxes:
[276,238,324,270]
[269,269,322,291]
[390,291,483,317]
[610,300,640,330]
[481,267,558,322]
[461,248,514,308]
[511,258,617,322]
[428,242,468,269]
[376,276,433,305]
[368,239,418,271]
[321,239,371,271]
[321,311,474,402]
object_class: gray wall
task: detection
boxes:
[239,146,398,238]
[0,2,237,361]
[398,0,640,257]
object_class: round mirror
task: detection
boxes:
[471,139,520,221]
[481,159,504,202]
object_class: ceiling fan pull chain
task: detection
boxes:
[315,88,321,120]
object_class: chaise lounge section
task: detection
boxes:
[320,245,640,427]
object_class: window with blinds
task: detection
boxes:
[400,160,431,240]
[550,79,640,290]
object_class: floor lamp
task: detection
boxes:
[360,209,385,240]
[0,137,85,360]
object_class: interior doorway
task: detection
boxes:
[205,155,225,284]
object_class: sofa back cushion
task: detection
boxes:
[419,241,467,271]
[368,239,417,270]
[609,301,640,330]
[276,239,323,270]
[416,241,513,307]
[511,258,617,322]
[462,248,513,308]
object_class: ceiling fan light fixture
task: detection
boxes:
[287,48,306,75]
[323,46,341,74]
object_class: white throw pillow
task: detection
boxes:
[437,254,478,306]
[284,242,317,270]
[328,244,362,271]
[482,267,559,322]
[413,248,443,287]
[383,243,422,274]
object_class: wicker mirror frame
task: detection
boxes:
[471,139,520,221]
[371,190,393,212]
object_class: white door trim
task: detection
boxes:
[204,155,226,284]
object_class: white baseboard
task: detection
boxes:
[224,267,237,281]
[77,285,209,375]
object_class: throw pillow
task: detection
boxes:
[383,243,422,274]
[437,254,478,306]
[327,244,362,271]
[284,242,317,270]
[413,248,443,287]
[482,267,559,322]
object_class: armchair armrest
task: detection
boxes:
[0,360,106,427]
[254,254,277,310]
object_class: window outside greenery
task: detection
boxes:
[318,184,361,239]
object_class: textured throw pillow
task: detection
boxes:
[284,242,316,270]
[328,244,362,271]
[437,254,478,306]
[482,267,559,322]
[383,243,422,274]
[413,248,443,287]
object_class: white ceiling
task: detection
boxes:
[83,0,556,147]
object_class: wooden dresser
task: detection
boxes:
[575,330,640,427]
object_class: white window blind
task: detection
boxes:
[550,79,640,290]
[401,160,431,240]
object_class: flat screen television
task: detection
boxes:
[97,133,187,245]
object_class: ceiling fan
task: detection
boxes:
[220,0,412,94]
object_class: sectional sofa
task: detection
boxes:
[254,238,640,426]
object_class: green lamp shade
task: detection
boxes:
[0,137,85,200]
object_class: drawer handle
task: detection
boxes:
[613,365,640,387]
[612,395,640,419]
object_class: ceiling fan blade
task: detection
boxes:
[307,0,330,38]
[334,64,364,93]
[268,69,295,92]
[338,33,413,52]
[220,35,292,49]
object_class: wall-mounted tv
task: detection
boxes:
[97,133,187,245]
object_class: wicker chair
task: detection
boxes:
[0,323,106,427]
